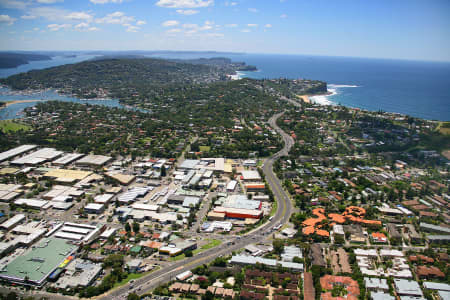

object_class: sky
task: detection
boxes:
[0,0,450,62]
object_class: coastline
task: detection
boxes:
[1,99,46,108]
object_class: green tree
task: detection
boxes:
[132,221,140,233]
[273,239,285,255]
[127,293,140,300]
[125,222,131,233]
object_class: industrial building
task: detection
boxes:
[0,237,78,286]
[11,148,63,166]
[75,155,112,167]
[0,145,37,163]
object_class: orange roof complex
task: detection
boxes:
[302,206,381,238]
[328,213,346,224]
[320,275,360,300]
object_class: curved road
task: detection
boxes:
[101,111,296,299]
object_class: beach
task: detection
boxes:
[1,99,45,108]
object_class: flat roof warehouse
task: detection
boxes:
[0,237,77,286]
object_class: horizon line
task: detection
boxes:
[1,49,450,64]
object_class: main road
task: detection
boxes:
[103,111,295,299]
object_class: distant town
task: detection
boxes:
[0,56,448,300]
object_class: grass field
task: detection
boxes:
[0,120,31,133]
[437,122,450,135]
[270,201,278,216]
[113,267,159,288]
[169,239,222,262]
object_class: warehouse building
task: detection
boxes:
[11,148,63,166]
[75,155,112,167]
[213,206,263,219]
[0,145,37,163]
[0,237,78,286]
[229,255,303,272]
[159,240,197,256]
[51,222,102,243]
[52,153,84,166]
[84,203,105,214]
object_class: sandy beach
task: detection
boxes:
[297,95,310,103]
[0,99,45,108]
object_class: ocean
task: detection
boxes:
[1,53,449,121]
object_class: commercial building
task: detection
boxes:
[420,223,450,234]
[426,235,450,244]
[281,246,302,262]
[54,259,102,289]
[0,184,23,202]
[14,198,49,210]
[201,221,232,232]
[394,279,424,297]
[52,153,84,166]
[159,240,197,256]
[0,237,78,286]
[43,168,92,184]
[75,155,112,167]
[240,170,261,182]
[94,193,115,204]
[11,148,63,166]
[105,172,136,185]
[52,222,102,243]
[84,203,105,214]
[222,194,261,210]
[0,214,25,230]
[213,206,263,219]
[365,278,389,292]
[226,180,237,192]
[229,255,303,272]
[0,145,37,163]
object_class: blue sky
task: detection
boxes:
[0,0,449,61]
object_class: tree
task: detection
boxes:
[6,292,18,300]
[273,239,285,255]
[125,222,131,233]
[127,293,140,300]
[132,221,140,233]
[160,166,166,177]
[185,250,193,257]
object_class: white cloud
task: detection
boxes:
[166,27,181,33]
[224,1,237,6]
[21,15,37,20]
[33,27,39,31]
[47,23,71,31]
[241,29,250,33]
[162,20,179,27]
[65,12,93,22]
[74,22,89,30]
[280,13,287,18]
[176,9,199,15]
[248,8,258,13]
[125,25,139,32]
[27,7,70,21]
[247,23,258,27]
[205,32,223,37]
[156,0,213,9]
[37,0,64,3]
[95,11,135,24]
[90,0,123,4]
[225,23,237,28]
[0,0,29,10]
[264,23,272,28]
[88,26,99,31]
[0,14,16,25]
[136,20,146,26]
